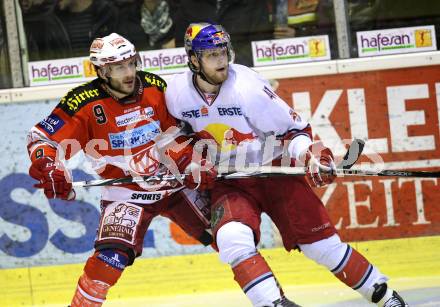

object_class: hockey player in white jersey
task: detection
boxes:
[165,23,409,307]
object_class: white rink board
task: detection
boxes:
[0,100,276,268]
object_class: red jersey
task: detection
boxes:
[27,71,189,203]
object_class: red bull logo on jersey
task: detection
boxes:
[224,128,255,146]
[197,123,255,152]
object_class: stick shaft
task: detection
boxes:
[350,169,440,178]
[72,174,188,188]
[70,139,365,187]
[221,166,440,179]
[73,166,440,188]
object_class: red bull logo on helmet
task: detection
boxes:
[213,32,224,38]
[212,31,228,45]
[186,24,204,39]
[212,31,225,40]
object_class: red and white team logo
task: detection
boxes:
[128,144,160,176]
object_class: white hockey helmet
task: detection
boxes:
[89,33,138,67]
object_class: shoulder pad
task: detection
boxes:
[139,71,167,92]
[58,80,108,116]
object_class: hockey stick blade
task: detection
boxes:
[337,138,365,169]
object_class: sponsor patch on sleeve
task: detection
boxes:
[37,114,65,135]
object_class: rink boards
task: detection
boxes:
[0,52,440,269]
[1,236,439,306]
[0,51,440,305]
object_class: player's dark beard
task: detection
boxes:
[101,76,142,104]
[109,78,134,96]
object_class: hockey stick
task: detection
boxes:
[222,139,440,178]
[341,169,440,178]
[221,166,440,179]
[72,173,183,188]
[221,138,365,179]
[72,139,365,187]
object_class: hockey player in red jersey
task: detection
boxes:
[165,23,409,307]
[27,33,216,306]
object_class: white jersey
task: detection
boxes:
[166,64,312,167]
